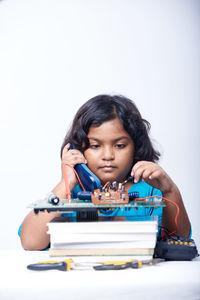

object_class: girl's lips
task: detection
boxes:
[99,166,117,171]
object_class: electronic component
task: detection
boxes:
[77,181,139,205]
[92,188,129,204]
[77,191,139,202]
[48,194,60,205]
[154,236,199,260]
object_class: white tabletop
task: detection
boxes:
[0,249,200,300]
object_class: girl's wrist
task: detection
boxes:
[52,179,67,199]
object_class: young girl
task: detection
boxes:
[20,94,191,250]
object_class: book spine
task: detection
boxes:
[49,248,154,256]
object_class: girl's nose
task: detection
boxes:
[102,146,114,160]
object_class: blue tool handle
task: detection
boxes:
[94,263,131,270]
[27,262,67,271]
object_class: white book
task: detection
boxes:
[50,232,156,244]
[51,239,157,250]
[47,220,158,234]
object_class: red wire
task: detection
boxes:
[103,181,111,189]
[135,195,180,239]
[62,164,86,199]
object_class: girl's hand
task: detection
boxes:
[61,143,87,189]
[131,161,175,194]
[62,143,87,167]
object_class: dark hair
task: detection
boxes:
[61,94,160,164]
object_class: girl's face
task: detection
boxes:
[84,118,134,185]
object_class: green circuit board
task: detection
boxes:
[29,197,165,214]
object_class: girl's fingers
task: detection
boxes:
[141,168,154,180]
[65,143,71,149]
[131,162,147,182]
[147,169,162,180]
[70,154,87,165]
[133,165,147,183]
[62,146,87,166]
[131,161,157,183]
[131,161,148,176]
[62,143,71,157]
[132,161,172,192]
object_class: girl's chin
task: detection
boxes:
[96,170,128,185]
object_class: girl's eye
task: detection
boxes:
[90,144,100,149]
[116,144,126,149]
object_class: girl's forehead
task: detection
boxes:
[87,118,131,140]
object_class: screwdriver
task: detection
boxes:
[93,259,142,270]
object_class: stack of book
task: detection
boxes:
[47,217,158,259]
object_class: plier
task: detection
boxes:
[27,258,154,271]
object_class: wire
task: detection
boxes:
[135,195,180,239]
[103,181,111,189]
[62,164,86,200]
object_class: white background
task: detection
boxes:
[0,0,199,250]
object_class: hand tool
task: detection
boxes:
[27,258,163,271]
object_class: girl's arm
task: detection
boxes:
[20,180,66,251]
[131,161,190,237]
[161,183,190,237]
[20,144,87,250]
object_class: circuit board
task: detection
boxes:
[91,189,129,204]
[28,197,165,214]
